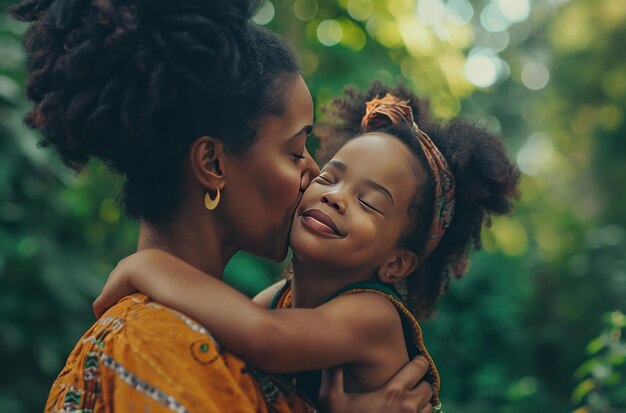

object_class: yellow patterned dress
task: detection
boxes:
[45,293,317,413]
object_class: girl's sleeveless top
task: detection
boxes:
[270,280,443,411]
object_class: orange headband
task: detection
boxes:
[361,93,455,263]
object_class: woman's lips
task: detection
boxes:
[301,209,344,237]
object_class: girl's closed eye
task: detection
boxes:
[359,198,383,215]
[315,173,335,184]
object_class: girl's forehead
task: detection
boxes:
[333,133,415,171]
[330,133,418,194]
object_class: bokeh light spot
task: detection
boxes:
[446,0,474,26]
[516,132,554,175]
[490,217,529,256]
[340,19,367,50]
[417,0,446,26]
[317,19,343,46]
[486,31,511,53]
[521,62,550,90]
[480,4,511,33]
[497,0,530,23]
[294,0,318,21]
[464,48,507,88]
[347,0,374,21]
[599,105,624,130]
[253,0,275,25]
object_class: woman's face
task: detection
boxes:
[221,75,318,262]
[289,133,419,272]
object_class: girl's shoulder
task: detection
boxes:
[272,279,403,348]
[325,282,442,404]
[326,288,404,335]
[327,291,405,342]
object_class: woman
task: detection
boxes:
[10,0,434,411]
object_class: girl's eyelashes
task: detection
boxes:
[292,154,306,160]
[315,174,335,184]
[313,174,384,215]
[359,199,383,215]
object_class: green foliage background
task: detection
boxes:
[1,0,625,412]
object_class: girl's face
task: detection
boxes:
[221,75,319,262]
[290,133,419,273]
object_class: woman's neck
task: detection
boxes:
[137,212,236,279]
[290,257,376,309]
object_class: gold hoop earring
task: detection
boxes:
[204,188,220,210]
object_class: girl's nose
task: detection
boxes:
[321,192,346,214]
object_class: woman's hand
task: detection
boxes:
[318,356,434,413]
[93,254,143,318]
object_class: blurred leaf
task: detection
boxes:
[572,378,596,404]
[587,336,609,355]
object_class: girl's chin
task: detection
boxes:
[289,237,334,264]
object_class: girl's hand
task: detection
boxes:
[93,254,142,318]
[318,356,434,413]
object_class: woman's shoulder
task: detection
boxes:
[102,293,220,346]
[46,294,265,412]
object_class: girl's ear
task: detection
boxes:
[377,249,418,284]
[189,136,227,191]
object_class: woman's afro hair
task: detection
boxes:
[9,0,300,222]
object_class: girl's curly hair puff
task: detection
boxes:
[316,82,521,320]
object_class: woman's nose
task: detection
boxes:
[300,149,320,192]
[321,192,346,214]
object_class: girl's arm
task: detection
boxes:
[94,249,400,373]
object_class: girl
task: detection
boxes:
[95,83,521,411]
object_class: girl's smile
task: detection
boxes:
[300,209,346,238]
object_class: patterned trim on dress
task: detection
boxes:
[96,317,125,332]
[81,336,105,348]
[81,352,100,411]
[61,385,83,412]
[100,353,188,413]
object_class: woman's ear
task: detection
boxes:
[189,136,227,191]
[377,249,418,284]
